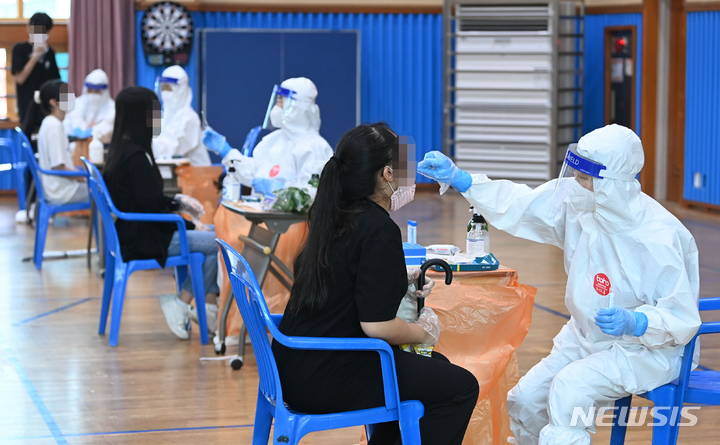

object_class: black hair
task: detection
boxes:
[288,122,398,314]
[29,12,53,32]
[21,79,63,137]
[104,86,163,187]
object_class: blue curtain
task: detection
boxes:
[684,11,720,204]
[136,11,443,183]
[583,13,643,136]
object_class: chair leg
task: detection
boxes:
[98,255,116,335]
[33,205,50,270]
[15,165,27,211]
[610,395,632,445]
[188,253,208,344]
[650,390,676,445]
[108,264,129,347]
[272,409,300,445]
[175,265,188,295]
[252,391,274,445]
[398,403,424,445]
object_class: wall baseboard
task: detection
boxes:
[134,1,443,14]
[586,4,644,15]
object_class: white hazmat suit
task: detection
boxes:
[420,124,701,445]
[152,65,211,166]
[63,69,115,144]
[234,77,333,191]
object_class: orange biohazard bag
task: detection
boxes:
[213,204,308,336]
[360,268,536,445]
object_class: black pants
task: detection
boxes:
[358,350,479,445]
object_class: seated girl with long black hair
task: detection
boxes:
[272,123,480,445]
[102,86,219,340]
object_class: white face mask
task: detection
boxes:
[569,179,595,213]
[387,181,416,212]
[269,104,284,128]
[84,93,105,113]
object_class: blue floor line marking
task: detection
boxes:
[12,298,93,326]
[0,424,254,441]
[533,302,571,320]
[0,332,67,445]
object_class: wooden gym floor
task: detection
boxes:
[0,192,718,444]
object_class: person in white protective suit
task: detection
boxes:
[417,124,701,445]
[152,65,211,166]
[64,68,115,143]
[201,77,333,194]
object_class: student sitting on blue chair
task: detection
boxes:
[272,123,479,445]
[25,79,88,205]
[102,86,219,340]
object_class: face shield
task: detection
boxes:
[262,85,298,130]
[155,75,180,104]
[387,135,417,211]
[557,143,637,192]
[84,81,108,94]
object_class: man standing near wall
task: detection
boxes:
[12,12,61,126]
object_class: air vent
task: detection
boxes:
[458,4,550,32]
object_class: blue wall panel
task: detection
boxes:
[684,11,720,205]
[583,13,643,136]
[136,11,442,182]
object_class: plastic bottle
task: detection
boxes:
[466,206,490,257]
[407,220,417,244]
[88,137,104,164]
[222,166,241,202]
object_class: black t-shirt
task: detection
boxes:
[12,42,61,121]
[271,201,408,410]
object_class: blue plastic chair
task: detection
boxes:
[610,297,720,444]
[216,239,424,445]
[16,127,91,270]
[242,126,262,157]
[0,136,27,210]
[81,158,209,347]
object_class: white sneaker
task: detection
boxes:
[159,294,190,340]
[15,210,28,224]
[189,303,218,335]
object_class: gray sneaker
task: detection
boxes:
[159,294,191,340]
[189,303,218,336]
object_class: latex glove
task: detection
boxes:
[71,128,93,139]
[202,128,233,158]
[408,269,435,299]
[32,44,47,59]
[414,307,440,346]
[252,177,285,195]
[594,307,649,337]
[193,221,212,232]
[174,194,205,220]
[417,151,473,194]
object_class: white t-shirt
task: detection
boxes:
[37,115,83,204]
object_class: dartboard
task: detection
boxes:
[141,2,193,65]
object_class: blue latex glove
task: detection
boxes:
[417,151,473,193]
[252,177,285,195]
[594,307,649,337]
[202,128,233,158]
[71,127,93,139]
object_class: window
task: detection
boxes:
[0,48,7,118]
[56,50,67,82]
[0,0,71,20]
[23,0,70,19]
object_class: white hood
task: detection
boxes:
[277,77,322,138]
[576,124,646,233]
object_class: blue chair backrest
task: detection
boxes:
[80,158,124,263]
[15,127,46,203]
[242,126,262,157]
[217,239,284,407]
